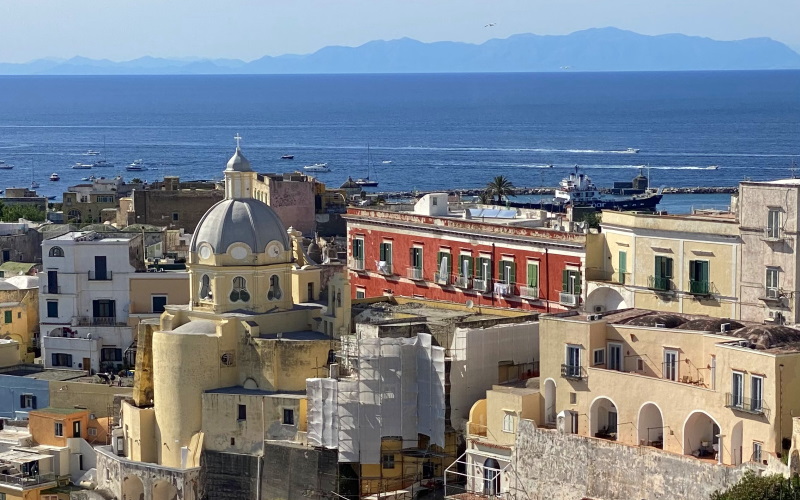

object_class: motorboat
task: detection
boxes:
[382,160,393,165]
[303,163,330,172]
[624,148,640,154]
[49,173,60,182]
[707,165,720,170]
[83,150,101,156]
[0,161,13,170]
[127,159,147,171]
[354,178,379,187]
[81,175,97,182]
[72,162,93,169]
[281,154,295,160]
[93,160,114,168]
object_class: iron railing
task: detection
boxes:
[41,285,61,294]
[88,271,112,281]
[454,275,472,288]
[74,316,122,327]
[434,272,451,285]
[688,280,713,296]
[375,262,392,275]
[473,278,491,293]
[519,285,539,299]
[407,267,424,281]
[725,393,768,416]
[561,364,585,380]
[348,258,365,271]
[0,472,57,487]
[648,275,673,292]
[559,292,579,306]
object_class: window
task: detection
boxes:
[767,208,781,238]
[3,310,10,323]
[54,422,63,437]
[93,299,116,319]
[380,242,393,271]
[476,257,492,281]
[51,353,72,367]
[237,404,247,421]
[199,274,211,299]
[637,359,645,371]
[498,260,516,284]
[268,275,282,301]
[47,300,59,318]
[751,375,763,412]
[689,260,710,294]
[382,454,395,469]
[562,269,581,295]
[663,350,678,381]
[565,345,581,377]
[731,371,744,408]
[569,411,579,434]
[766,268,780,298]
[526,262,539,289]
[283,408,295,425]
[73,420,81,438]
[356,289,366,299]
[753,441,763,463]
[502,412,515,433]
[607,343,623,371]
[88,427,97,437]
[436,251,451,280]
[592,348,605,366]
[94,256,108,280]
[101,348,123,362]
[49,246,64,257]
[569,392,577,405]
[230,276,250,302]
[410,247,423,270]
[652,256,673,291]
[172,212,179,221]
[458,255,474,278]
[151,295,168,313]
[20,394,35,409]
[352,238,364,260]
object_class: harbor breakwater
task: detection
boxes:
[378,185,738,198]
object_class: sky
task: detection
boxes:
[2,0,799,63]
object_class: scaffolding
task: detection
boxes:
[443,451,526,500]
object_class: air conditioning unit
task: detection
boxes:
[587,314,603,321]
[720,323,731,333]
[655,323,666,328]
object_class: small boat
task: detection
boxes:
[49,173,60,182]
[72,162,93,169]
[81,175,97,181]
[83,150,100,156]
[93,160,114,168]
[382,160,393,165]
[30,181,40,189]
[354,178,379,187]
[304,163,330,172]
[708,165,720,170]
[281,154,295,160]
[0,161,13,170]
[127,159,147,171]
[624,148,640,154]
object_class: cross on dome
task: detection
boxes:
[234,133,243,149]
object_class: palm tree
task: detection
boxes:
[486,175,515,204]
[477,190,493,205]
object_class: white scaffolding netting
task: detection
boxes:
[306,378,339,449]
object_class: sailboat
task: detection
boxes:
[354,145,379,187]
[30,161,39,189]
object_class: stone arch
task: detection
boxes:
[483,457,501,496]
[683,410,721,459]
[589,396,619,440]
[543,378,557,425]
[730,420,743,465]
[637,402,664,447]
[586,286,627,313]
[122,474,144,500]
[67,209,82,223]
[152,479,178,500]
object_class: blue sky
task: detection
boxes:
[2,0,799,63]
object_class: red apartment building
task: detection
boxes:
[345,193,590,312]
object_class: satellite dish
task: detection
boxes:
[465,300,474,309]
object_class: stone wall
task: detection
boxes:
[132,188,223,233]
[0,229,43,263]
[200,450,259,500]
[513,420,759,500]
[261,442,339,499]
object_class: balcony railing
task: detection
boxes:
[74,316,123,327]
[434,272,451,285]
[647,275,673,292]
[763,227,783,242]
[725,393,769,416]
[559,292,580,307]
[688,280,713,296]
[519,285,539,299]
[407,267,424,281]
[88,270,113,281]
[561,364,585,380]
[454,275,472,289]
[349,258,365,271]
[41,285,61,294]
[0,472,57,488]
[473,278,491,293]
[494,282,515,297]
[760,287,782,302]
[375,261,393,275]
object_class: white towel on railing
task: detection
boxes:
[494,282,510,296]
[376,260,389,274]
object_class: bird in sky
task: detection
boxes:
[484,23,496,28]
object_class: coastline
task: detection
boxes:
[377,185,739,198]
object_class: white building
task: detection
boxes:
[40,231,145,373]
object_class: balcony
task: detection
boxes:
[454,275,472,289]
[74,316,125,327]
[519,285,539,299]
[647,275,674,292]
[349,258,365,272]
[375,261,393,275]
[41,285,61,294]
[493,282,515,297]
[725,393,769,417]
[0,472,57,489]
[688,280,714,297]
[561,364,585,380]
[88,270,113,281]
[559,292,580,307]
[762,227,784,243]
[434,272,452,286]
[759,287,784,304]
[473,278,491,293]
[407,267,424,281]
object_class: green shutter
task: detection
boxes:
[353,239,363,259]
[689,260,696,282]
[654,256,663,279]
[562,269,569,292]
[380,243,386,261]
[4,310,10,323]
[527,263,538,287]
[573,271,582,294]
[666,258,673,278]
[618,252,627,274]
[477,258,491,280]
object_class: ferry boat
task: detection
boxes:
[0,161,13,170]
[72,162,93,169]
[49,173,60,182]
[127,159,147,171]
[303,163,330,172]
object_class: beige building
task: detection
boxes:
[253,171,318,236]
[0,275,40,364]
[539,309,800,467]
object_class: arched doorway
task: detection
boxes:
[638,403,664,448]
[543,379,556,425]
[153,480,178,500]
[586,287,628,313]
[683,411,721,460]
[483,458,501,496]
[122,474,144,500]
[590,397,618,440]
[730,421,743,465]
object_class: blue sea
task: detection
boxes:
[0,71,797,211]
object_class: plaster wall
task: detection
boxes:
[0,374,49,419]
[48,381,133,419]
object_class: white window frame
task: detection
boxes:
[767,208,781,238]
[502,411,515,433]
[54,422,63,437]
[663,349,679,381]
[565,345,581,376]
[753,441,763,463]
[732,371,744,408]
[750,374,763,412]
[88,427,98,437]
[592,348,605,366]
[766,267,780,298]
[355,289,366,299]
[607,342,623,371]
[21,394,34,409]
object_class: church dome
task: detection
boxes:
[226,147,252,172]
[190,198,289,256]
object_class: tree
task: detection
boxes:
[485,175,515,204]
[0,202,46,222]
[477,190,493,205]
[710,471,800,500]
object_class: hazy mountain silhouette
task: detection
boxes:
[2,28,798,75]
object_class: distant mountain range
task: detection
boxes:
[2,28,799,75]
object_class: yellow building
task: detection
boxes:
[0,275,40,364]
[586,210,741,318]
[95,143,348,500]
[539,309,800,466]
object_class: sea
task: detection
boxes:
[0,71,797,212]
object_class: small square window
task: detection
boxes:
[569,392,577,405]
[88,427,97,437]
[356,289,366,299]
[502,413,515,433]
[237,404,247,421]
[283,408,295,425]
[54,422,63,437]
[21,394,34,409]
[382,454,395,469]
[637,359,645,371]
[172,212,179,221]
[592,348,605,366]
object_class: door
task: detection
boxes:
[94,256,107,280]
[307,283,314,302]
[732,372,744,407]
[664,350,678,381]
[73,420,81,438]
[608,343,623,371]
[82,358,91,373]
[47,270,58,293]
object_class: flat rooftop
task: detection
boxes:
[355,297,537,325]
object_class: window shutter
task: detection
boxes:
[654,256,662,278]
[508,262,516,284]
[689,260,696,282]
[19,395,24,408]
[437,251,444,268]
[380,244,386,261]
[562,269,569,292]
[574,271,582,294]
[701,261,709,282]
[467,256,474,277]
[31,395,37,409]
[528,263,538,287]
[666,258,673,278]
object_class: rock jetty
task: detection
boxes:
[375,186,738,198]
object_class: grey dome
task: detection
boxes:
[190,198,289,255]
[226,147,252,172]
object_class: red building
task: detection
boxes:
[345,193,590,312]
